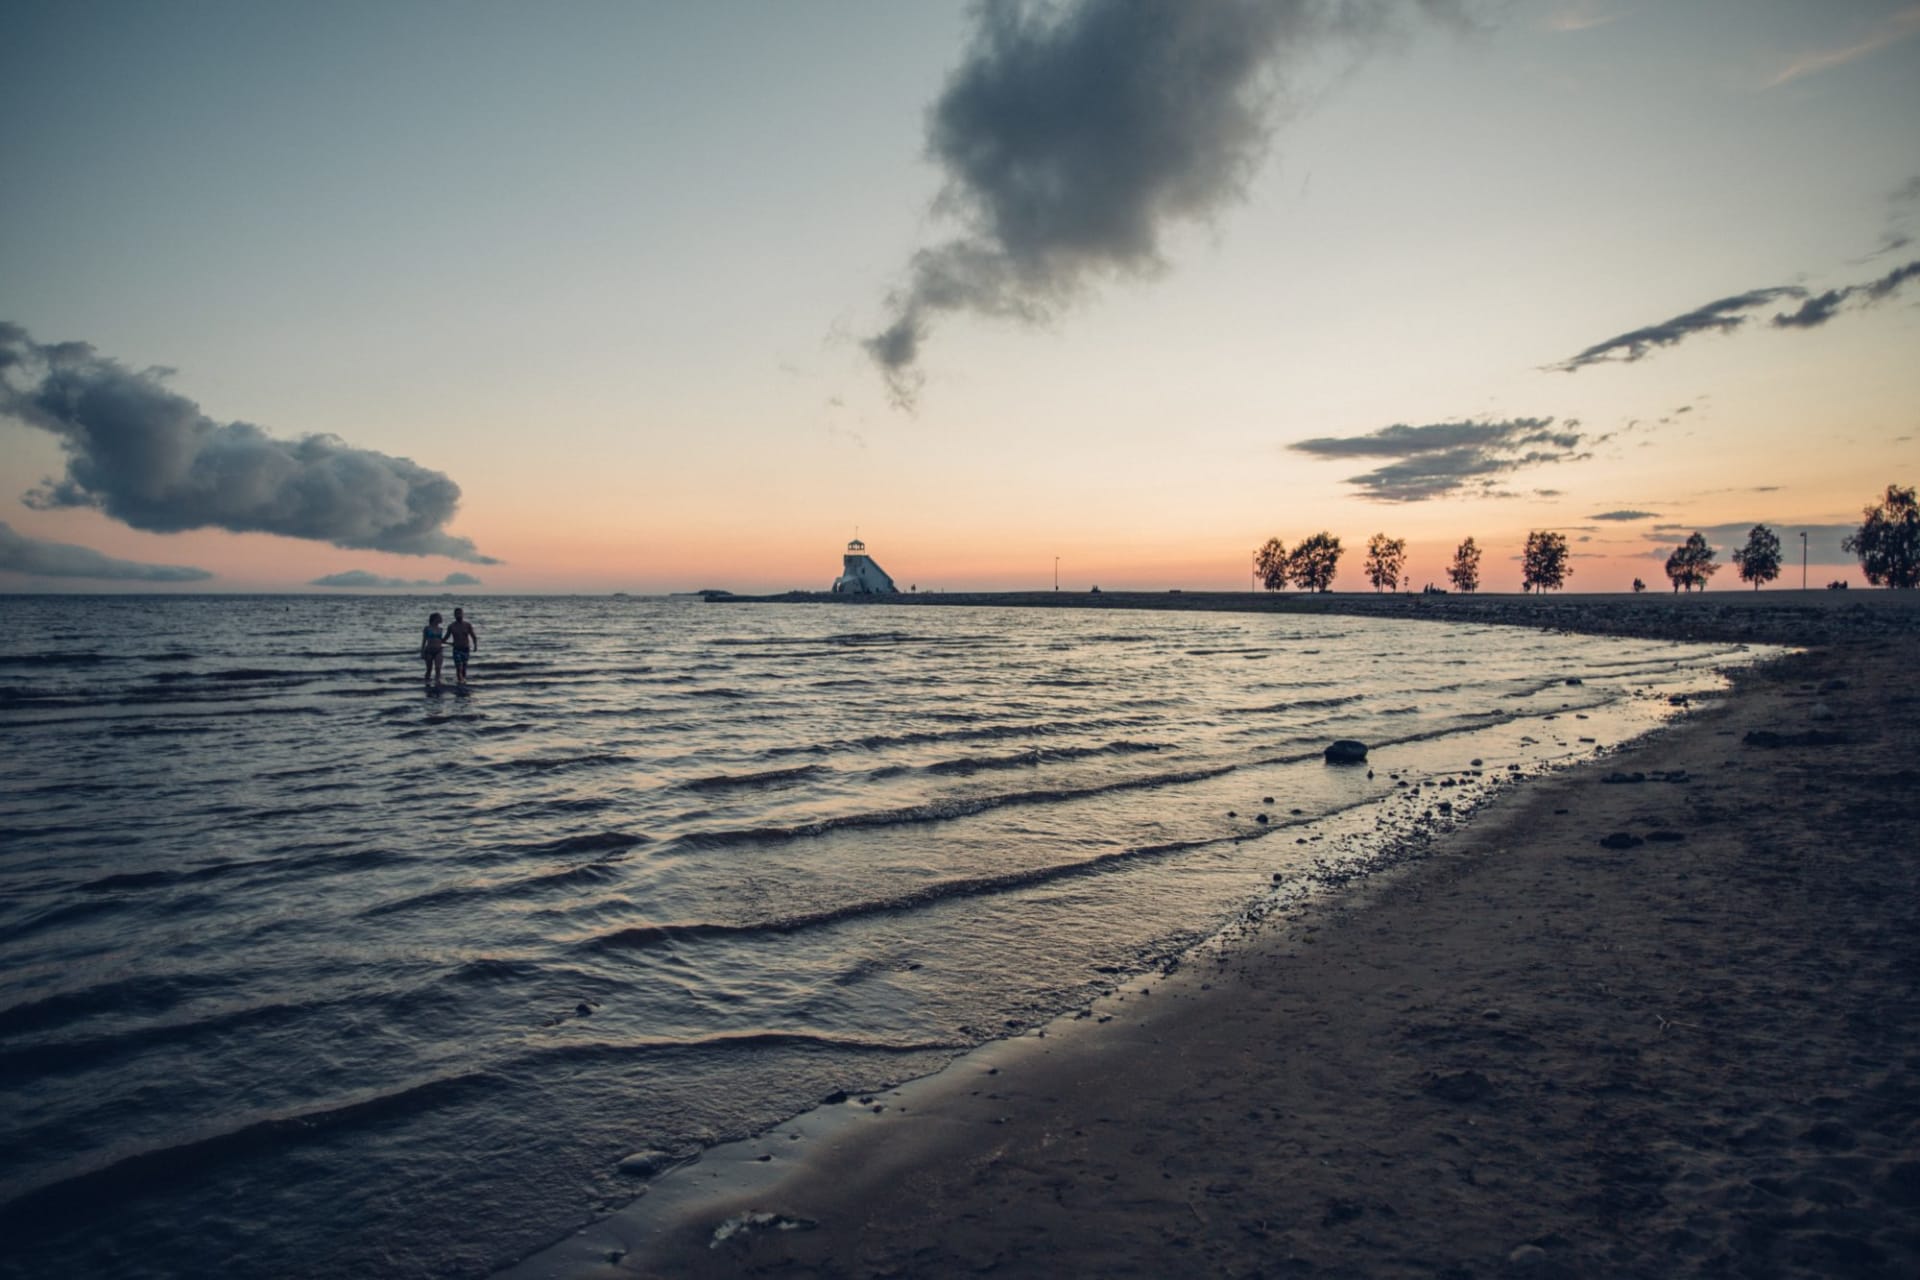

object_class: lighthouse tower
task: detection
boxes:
[830,536,898,594]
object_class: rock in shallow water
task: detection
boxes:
[1324,740,1369,764]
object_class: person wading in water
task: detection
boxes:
[445,608,478,685]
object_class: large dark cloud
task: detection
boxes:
[1288,416,1593,502]
[1772,258,1920,329]
[1549,288,1804,372]
[0,324,495,563]
[310,570,483,589]
[865,0,1461,407]
[0,520,212,582]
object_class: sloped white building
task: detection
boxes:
[830,537,897,594]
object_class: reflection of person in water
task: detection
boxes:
[421,612,445,686]
[445,608,478,685]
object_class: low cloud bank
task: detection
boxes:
[0,323,495,563]
[310,570,483,589]
[0,521,212,582]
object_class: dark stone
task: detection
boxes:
[1645,830,1685,843]
[822,1089,849,1104]
[1255,813,1269,824]
[617,1149,672,1176]
[1565,677,1584,686]
[1599,832,1644,850]
[1601,771,1646,785]
[1325,739,1369,764]
[575,1003,593,1017]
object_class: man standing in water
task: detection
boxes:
[446,607,479,685]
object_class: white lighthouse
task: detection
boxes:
[830,536,898,594]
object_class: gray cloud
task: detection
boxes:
[1589,509,1660,521]
[865,0,1459,407]
[1550,288,1804,371]
[1288,416,1594,502]
[310,570,483,589]
[0,323,495,563]
[1772,258,1920,329]
[0,520,212,582]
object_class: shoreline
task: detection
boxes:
[712,588,1920,647]
[501,613,1920,1280]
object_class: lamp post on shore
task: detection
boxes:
[1054,556,1059,591]
[1801,531,1808,590]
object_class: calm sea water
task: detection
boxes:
[0,595,1752,1278]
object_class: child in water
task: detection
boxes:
[421,612,445,686]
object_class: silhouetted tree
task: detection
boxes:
[1364,534,1406,593]
[1664,532,1720,592]
[1631,577,1647,593]
[1842,483,1920,588]
[1731,524,1782,590]
[1255,538,1288,591]
[1522,531,1571,593]
[1446,537,1481,593]
[1287,532,1342,593]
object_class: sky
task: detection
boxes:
[2,0,1917,594]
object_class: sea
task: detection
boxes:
[0,594,1759,1278]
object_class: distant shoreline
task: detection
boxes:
[712,587,1920,647]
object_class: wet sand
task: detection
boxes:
[509,598,1920,1279]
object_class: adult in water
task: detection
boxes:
[421,612,445,686]
[445,607,478,685]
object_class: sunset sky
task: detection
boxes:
[2,0,1917,593]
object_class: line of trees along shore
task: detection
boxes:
[1248,482,1918,593]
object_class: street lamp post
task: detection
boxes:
[1801,531,1808,590]
[1054,556,1060,591]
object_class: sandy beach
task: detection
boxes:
[506,597,1920,1280]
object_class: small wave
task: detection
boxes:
[589,834,1225,952]
[1230,694,1364,714]
[500,830,650,858]
[922,740,1166,775]
[362,860,626,918]
[675,765,1232,851]
[0,1071,497,1238]
[681,764,825,792]
[509,1029,963,1068]
[483,751,631,774]
[0,652,111,667]
[0,972,233,1039]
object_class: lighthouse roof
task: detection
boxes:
[847,538,866,552]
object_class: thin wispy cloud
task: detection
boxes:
[0,324,496,563]
[1553,256,1920,368]
[1772,258,1920,328]
[310,570,483,589]
[1548,288,1804,371]
[1288,416,1596,502]
[865,0,1467,408]
[1767,5,1920,87]
[1589,509,1659,521]
[0,520,212,582]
